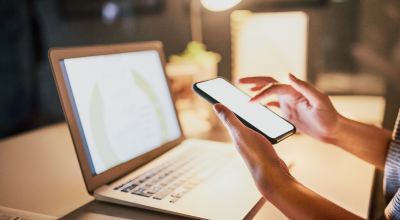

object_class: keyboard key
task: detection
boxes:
[169,183,180,190]
[132,190,152,197]
[183,181,198,189]
[179,178,188,182]
[153,188,174,200]
[139,185,150,191]
[114,184,125,190]
[140,192,153,197]
[171,192,179,197]
[188,181,199,185]
[151,168,158,173]
[184,173,194,178]
[161,180,171,185]
[121,184,137,192]
[117,150,231,201]
[172,191,185,198]
[146,188,158,194]
[170,197,180,203]
[154,186,163,191]
[132,190,142,194]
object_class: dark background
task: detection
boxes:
[1,0,400,139]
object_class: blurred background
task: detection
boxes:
[1,0,400,139]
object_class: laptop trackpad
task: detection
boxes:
[206,156,260,197]
[183,157,262,220]
[211,158,254,189]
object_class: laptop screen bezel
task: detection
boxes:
[48,41,185,194]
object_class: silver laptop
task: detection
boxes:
[49,41,263,220]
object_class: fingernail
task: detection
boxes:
[213,103,223,114]
[234,79,240,83]
[289,73,297,81]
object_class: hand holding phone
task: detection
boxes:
[192,77,295,144]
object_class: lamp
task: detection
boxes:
[200,0,242,12]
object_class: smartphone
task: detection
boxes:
[192,77,296,144]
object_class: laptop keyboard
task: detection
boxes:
[114,148,235,203]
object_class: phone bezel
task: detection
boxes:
[192,77,296,144]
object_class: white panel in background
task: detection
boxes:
[232,11,308,84]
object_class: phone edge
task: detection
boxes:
[192,78,296,145]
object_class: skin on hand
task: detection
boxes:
[237,74,392,170]
[213,103,295,196]
[237,74,342,144]
[213,103,365,220]
[216,74,391,219]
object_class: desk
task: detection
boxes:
[0,124,374,220]
[0,96,382,219]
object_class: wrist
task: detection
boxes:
[260,169,299,202]
[321,114,348,145]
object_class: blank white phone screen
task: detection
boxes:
[197,78,294,138]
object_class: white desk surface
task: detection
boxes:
[0,95,382,219]
[0,123,93,217]
[0,123,375,219]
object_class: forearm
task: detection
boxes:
[263,175,366,220]
[327,116,392,170]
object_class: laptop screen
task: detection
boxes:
[59,50,182,176]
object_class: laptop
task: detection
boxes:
[49,41,269,219]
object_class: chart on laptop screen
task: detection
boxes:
[61,50,181,175]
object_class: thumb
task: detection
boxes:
[213,103,247,134]
[288,73,325,105]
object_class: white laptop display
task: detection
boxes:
[49,41,262,220]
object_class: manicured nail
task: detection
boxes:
[213,103,223,114]
[234,79,240,83]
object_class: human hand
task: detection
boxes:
[237,74,341,143]
[213,103,295,198]
[214,103,367,220]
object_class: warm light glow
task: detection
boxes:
[232,11,308,85]
[200,0,242,11]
